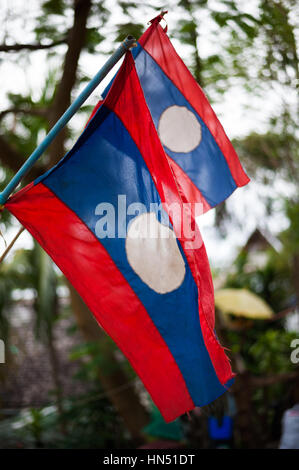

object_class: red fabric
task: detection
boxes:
[139,23,250,188]
[6,182,195,422]
[105,53,233,385]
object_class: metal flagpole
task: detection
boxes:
[0,35,136,205]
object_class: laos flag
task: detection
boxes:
[5,53,234,422]
[91,13,249,213]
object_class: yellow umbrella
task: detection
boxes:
[215,288,274,320]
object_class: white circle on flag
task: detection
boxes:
[158,105,202,153]
[125,213,186,294]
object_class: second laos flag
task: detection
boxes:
[5,53,234,422]
[93,14,249,212]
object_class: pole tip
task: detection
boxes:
[124,36,137,49]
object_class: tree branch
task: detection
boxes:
[0,38,67,53]
[0,107,48,121]
[251,370,299,388]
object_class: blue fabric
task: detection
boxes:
[38,105,229,405]
[208,416,233,440]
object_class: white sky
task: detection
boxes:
[0,0,297,270]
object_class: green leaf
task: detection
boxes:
[114,23,144,43]
[42,0,66,16]
[85,28,105,52]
